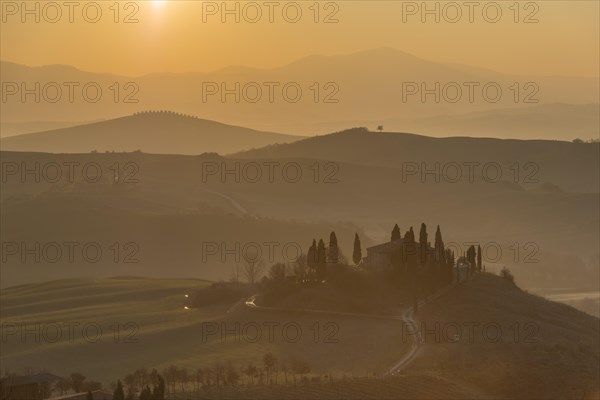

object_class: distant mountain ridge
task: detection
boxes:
[2,47,598,136]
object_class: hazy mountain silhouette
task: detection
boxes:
[2,48,598,136]
[0,112,301,154]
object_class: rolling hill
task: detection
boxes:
[0,112,301,154]
[234,127,599,193]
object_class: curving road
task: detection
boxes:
[240,294,424,375]
[388,306,422,375]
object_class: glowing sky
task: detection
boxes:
[1,0,598,77]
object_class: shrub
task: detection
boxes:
[500,267,515,284]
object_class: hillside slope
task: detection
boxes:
[412,273,600,399]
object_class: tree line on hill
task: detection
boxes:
[109,353,314,399]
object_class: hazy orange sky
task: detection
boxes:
[1,0,599,77]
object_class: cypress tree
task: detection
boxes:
[391,224,401,241]
[467,245,476,276]
[403,227,419,312]
[307,239,317,274]
[328,231,339,264]
[434,225,445,286]
[153,375,165,400]
[113,380,125,400]
[317,239,327,280]
[139,385,152,400]
[419,223,428,265]
[477,245,482,272]
[352,233,362,265]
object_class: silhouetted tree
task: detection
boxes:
[434,226,444,263]
[404,227,419,311]
[268,263,286,282]
[162,366,178,394]
[244,363,257,385]
[419,223,428,266]
[352,233,362,265]
[292,254,308,282]
[226,362,240,386]
[477,245,482,272]
[328,231,339,264]
[307,239,317,276]
[434,225,445,288]
[263,353,277,384]
[177,368,189,393]
[466,246,476,277]
[391,224,401,241]
[139,385,152,400]
[243,257,265,284]
[291,359,310,383]
[316,239,327,280]
[500,267,515,283]
[113,380,125,400]
[152,375,165,400]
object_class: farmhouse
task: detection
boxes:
[363,239,403,270]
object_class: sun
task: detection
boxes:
[152,0,167,7]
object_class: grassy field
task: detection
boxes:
[0,277,409,386]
